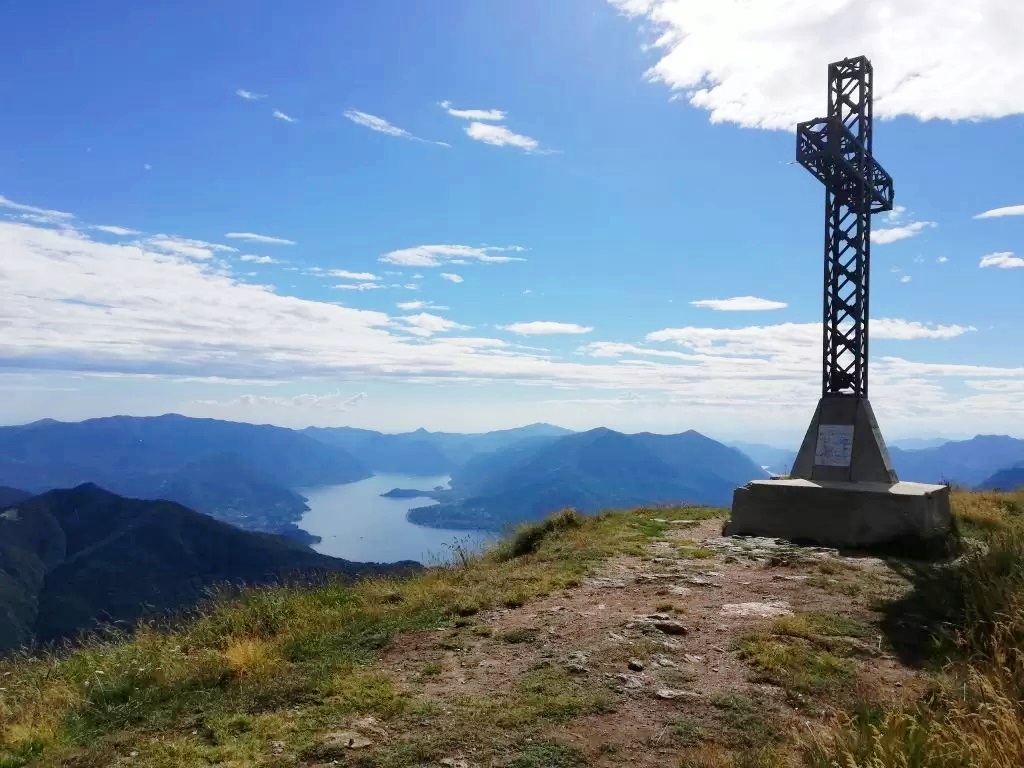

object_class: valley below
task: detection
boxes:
[298,473,494,564]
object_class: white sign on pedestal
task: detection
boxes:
[814,424,855,467]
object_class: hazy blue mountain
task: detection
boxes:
[889,435,1024,486]
[110,453,318,543]
[889,437,952,451]
[0,484,418,653]
[0,414,371,540]
[303,426,452,474]
[977,463,1024,491]
[0,487,31,506]
[0,413,369,490]
[727,441,798,475]
[408,427,765,531]
[404,423,575,467]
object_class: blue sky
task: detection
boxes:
[0,0,1021,444]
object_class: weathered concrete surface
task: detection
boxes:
[724,478,952,548]
[790,395,898,484]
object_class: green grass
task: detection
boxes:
[806,488,1024,768]
[737,635,856,696]
[0,503,711,767]
[510,741,587,768]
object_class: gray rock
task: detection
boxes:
[655,688,701,700]
[628,658,645,671]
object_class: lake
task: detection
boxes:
[298,473,495,565]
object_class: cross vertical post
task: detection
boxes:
[789,55,897,484]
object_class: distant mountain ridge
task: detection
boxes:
[0,484,416,654]
[889,435,1024,486]
[0,414,371,542]
[408,427,767,531]
[303,422,574,474]
[977,462,1024,491]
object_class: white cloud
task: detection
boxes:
[610,0,1024,130]
[343,110,449,147]
[335,282,382,291]
[0,194,1018,434]
[465,122,541,152]
[240,254,276,264]
[974,204,1024,219]
[441,272,464,283]
[272,110,297,123]
[873,221,936,245]
[380,243,526,267]
[937,256,949,264]
[137,235,238,261]
[397,300,448,311]
[979,251,1024,269]
[501,321,594,335]
[899,275,912,283]
[690,296,787,311]
[236,89,267,101]
[439,100,506,121]
[327,270,379,281]
[198,391,366,411]
[399,313,470,337]
[93,225,140,236]
[0,194,74,225]
[225,232,296,246]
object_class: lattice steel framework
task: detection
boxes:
[796,56,894,399]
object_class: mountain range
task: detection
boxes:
[407,427,767,531]
[0,414,372,543]
[0,484,416,653]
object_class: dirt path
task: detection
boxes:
[357,518,926,767]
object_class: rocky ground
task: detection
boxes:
[315,516,926,767]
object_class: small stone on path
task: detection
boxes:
[655,688,701,700]
[628,658,645,671]
[720,600,793,618]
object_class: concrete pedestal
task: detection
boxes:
[724,478,952,549]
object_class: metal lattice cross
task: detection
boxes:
[796,56,894,399]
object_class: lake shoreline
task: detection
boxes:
[297,473,493,565]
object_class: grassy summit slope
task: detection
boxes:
[1,489,1022,768]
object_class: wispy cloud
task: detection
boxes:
[236,89,267,101]
[439,100,506,121]
[937,256,950,264]
[979,251,1024,269]
[974,204,1024,219]
[328,270,379,281]
[501,321,594,335]
[343,110,449,147]
[239,254,276,264]
[0,194,74,225]
[137,235,238,261]
[609,0,1024,130]
[272,110,297,123]
[464,122,541,152]
[440,273,463,284]
[225,232,296,246]
[380,244,526,267]
[899,275,913,283]
[397,300,448,311]
[93,225,140,236]
[198,391,366,411]
[335,282,382,291]
[690,296,787,311]
[874,221,937,245]
[2,193,1019,432]
[399,313,470,337]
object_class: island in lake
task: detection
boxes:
[380,487,451,501]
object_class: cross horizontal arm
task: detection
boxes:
[796,117,894,214]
